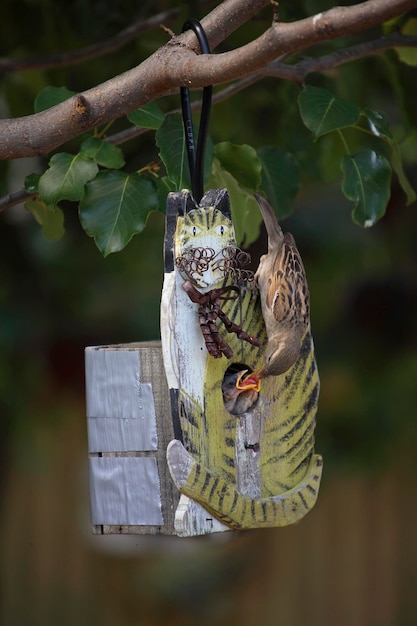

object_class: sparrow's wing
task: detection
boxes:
[268,233,310,327]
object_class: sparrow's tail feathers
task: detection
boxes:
[254,193,283,248]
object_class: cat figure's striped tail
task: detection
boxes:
[167,439,322,530]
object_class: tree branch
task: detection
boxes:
[0,76,263,213]
[178,0,417,84]
[0,189,34,214]
[259,32,417,82]
[0,9,178,74]
[0,0,416,160]
[89,29,417,148]
[0,0,269,160]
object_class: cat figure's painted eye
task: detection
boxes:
[215,224,228,236]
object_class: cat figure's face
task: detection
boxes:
[175,207,236,289]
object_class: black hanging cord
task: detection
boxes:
[180,19,213,204]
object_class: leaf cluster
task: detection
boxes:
[24,80,416,255]
[298,85,415,227]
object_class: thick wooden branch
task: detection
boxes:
[0,0,416,160]
[0,0,269,160]
[180,0,417,83]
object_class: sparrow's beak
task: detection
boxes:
[236,370,261,392]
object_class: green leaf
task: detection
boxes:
[208,158,262,245]
[362,108,394,142]
[257,146,300,219]
[341,149,392,227]
[80,137,125,169]
[298,86,360,138]
[363,108,416,205]
[214,142,262,191]
[156,114,190,190]
[79,170,159,256]
[34,86,76,113]
[24,173,40,193]
[156,113,213,191]
[154,176,177,213]
[127,102,165,129]
[395,18,417,66]
[25,198,65,241]
[38,153,98,206]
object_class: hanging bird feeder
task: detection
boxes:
[85,19,322,538]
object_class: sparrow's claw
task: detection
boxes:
[236,370,261,392]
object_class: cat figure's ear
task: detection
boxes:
[199,188,231,220]
[164,191,196,273]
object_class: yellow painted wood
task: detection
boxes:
[161,189,322,534]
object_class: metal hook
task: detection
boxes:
[180,18,213,204]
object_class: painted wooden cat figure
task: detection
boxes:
[160,189,322,537]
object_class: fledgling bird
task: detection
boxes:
[239,194,310,390]
[222,368,259,416]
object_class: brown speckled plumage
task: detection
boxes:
[245,194,310,384]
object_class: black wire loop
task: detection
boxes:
[180,18,213,204]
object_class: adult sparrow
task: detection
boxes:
[239,194,310,390]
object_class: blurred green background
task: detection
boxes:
[1,1,417,625]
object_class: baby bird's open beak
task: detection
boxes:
[236,370,261,392]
